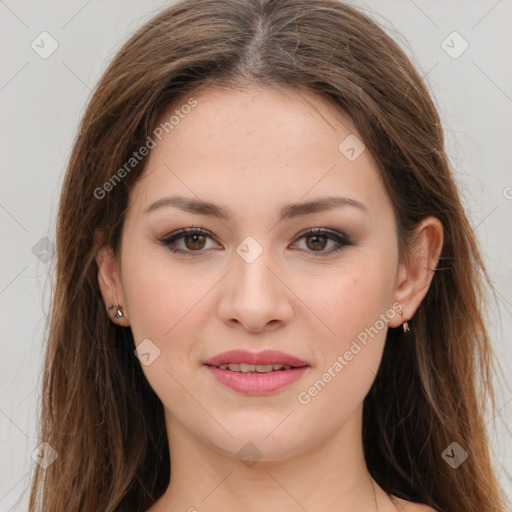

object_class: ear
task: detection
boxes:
[96,243,131,327]
[388,216,443,328]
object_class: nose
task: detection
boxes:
[217,244,294,334]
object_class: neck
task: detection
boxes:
[151,404,396,512]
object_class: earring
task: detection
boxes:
[398,309,410,333]
[107,304,124,319]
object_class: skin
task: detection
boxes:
[97,85,442,512]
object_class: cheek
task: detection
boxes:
[303,256,396,347]
[295,296,388,425]
[295,253,396,406]
[121,241,205,340]
[120,251,212,415]
[119,243,213,397]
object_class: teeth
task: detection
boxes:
[217,363,293,372]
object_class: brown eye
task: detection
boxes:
[183,233,206,250]
[293,228,352,255]
[159,228,218,255]
[304,233,328,251]
[160,227,352,257]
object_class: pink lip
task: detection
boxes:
[203,349,310,395]
[203,349,309,367]
[205,366,309,395]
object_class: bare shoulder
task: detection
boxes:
[391,496,439,512]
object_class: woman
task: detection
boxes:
[29,0,508,511]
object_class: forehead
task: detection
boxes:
[149,85,361,164]
[128,86,392,225]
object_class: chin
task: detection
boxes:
[201,418,312,461]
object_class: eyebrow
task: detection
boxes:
[143,195,368,220]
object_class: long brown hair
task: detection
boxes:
[29,0,509,510]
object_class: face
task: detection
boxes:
[102,85,411,461]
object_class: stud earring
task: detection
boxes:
[107,304,124,319]
[398,309,410,333]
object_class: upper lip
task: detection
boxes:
[203,349,310,368]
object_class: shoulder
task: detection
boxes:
[391,496,439,512]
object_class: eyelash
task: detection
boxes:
[157,227,353,257]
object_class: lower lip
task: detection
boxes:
[205,365,309,395]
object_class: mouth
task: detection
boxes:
[203,349,310,395]
[211,363,298,373]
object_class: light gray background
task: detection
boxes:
[1,0,511,510]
